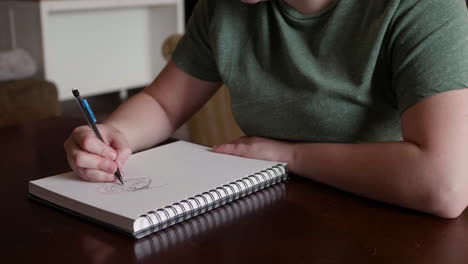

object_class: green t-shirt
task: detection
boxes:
[172,0,468,143]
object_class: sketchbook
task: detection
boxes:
[28,141,288,238]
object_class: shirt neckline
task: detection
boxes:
[274,0,340,20]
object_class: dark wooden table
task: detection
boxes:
[1,117,468,264]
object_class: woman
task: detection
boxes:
[64,0,468,218]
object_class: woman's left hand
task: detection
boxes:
[211,136,295,164]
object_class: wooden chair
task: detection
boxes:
[0,79,60,127]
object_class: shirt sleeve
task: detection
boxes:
[171,0,222,82]
[389,0,468,113]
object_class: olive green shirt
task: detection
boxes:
[172,0,468,143]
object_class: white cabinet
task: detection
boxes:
[0,0,185,100]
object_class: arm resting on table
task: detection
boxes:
[288,89,468,218]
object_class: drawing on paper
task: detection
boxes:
[97,178,154,194]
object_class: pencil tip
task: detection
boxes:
[115,170,124,185]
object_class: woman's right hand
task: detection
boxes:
[64,124,132,182]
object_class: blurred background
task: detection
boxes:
[0,0,244,147]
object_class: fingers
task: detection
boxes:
[72,126,117,160]
[104,127,132,166]
[211,136,285,162]
[212,143,235,154]
[213,140,250,157]
[66,140,118,181]
[116,147,132,168]
[64,125,131,182]
[69,143,118,174]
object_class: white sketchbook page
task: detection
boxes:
[30,141,283,221]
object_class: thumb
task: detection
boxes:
[115,147,132,168]
[106,129,132,166]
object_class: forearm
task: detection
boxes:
[289,141,467,217]
[102,61,221,152]
[103,91,173,152]
[214,90,468,218]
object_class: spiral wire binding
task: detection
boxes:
[134,182,286,255]
[138,164,287,236]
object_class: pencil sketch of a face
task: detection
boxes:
[97,178,152,194]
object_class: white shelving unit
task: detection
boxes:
[0,0,185,100]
